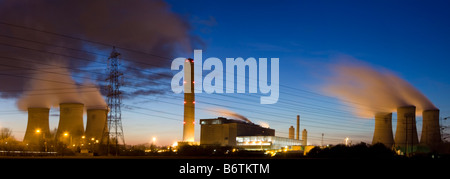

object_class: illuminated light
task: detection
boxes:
[183,121,186,124]
[193,121,195,124]
[172,142,178,147]
[63,132,69,137]
[183,81,186,84]
[81,136,85,139]
[192,101,195,104]
[184,101,186,104]
[35,129,41,133]
[192,81,195,84]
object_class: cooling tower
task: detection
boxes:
[394,106,419,149]
[302,129,307,146]
[183,58,195,142]
[23,108,50,145]
[289,126,294,139]
[56,103,84,146]
[372,112,394,147]
[296,115,300,140]
[420,109,441,150]
[85,109,108,143]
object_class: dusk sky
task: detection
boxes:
[0,0,449,146]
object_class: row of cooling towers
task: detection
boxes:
[373,106,441,150]
[23,103,108,146]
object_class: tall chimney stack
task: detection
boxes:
[296,115,300,140]
[183,58,195,142]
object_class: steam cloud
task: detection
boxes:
[16,61,106,111]
[0,0,198,109]
[323,62,437,118]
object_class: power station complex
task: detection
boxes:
[21,52,443,157]
[180,57,442,153]
[22,56,442,155]
[23,103,107,147]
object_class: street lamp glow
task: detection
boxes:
[35,129,41,133]
[64,132,69,137]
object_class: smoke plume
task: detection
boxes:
[323,62,437,118]
[210,108,253,124]
[0,0,197,101]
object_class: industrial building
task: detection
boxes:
[200,117,305,151]
[236,136,303,151]
[200,117,275,146]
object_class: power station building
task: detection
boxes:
[200,117,303,150]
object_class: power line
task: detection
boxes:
[0,21,389,143]
[0,21,394,112]
[0,41,376,127]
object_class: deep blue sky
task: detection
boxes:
[2,0,449,145]
[161,0,450,145]
[168,0,450,97]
